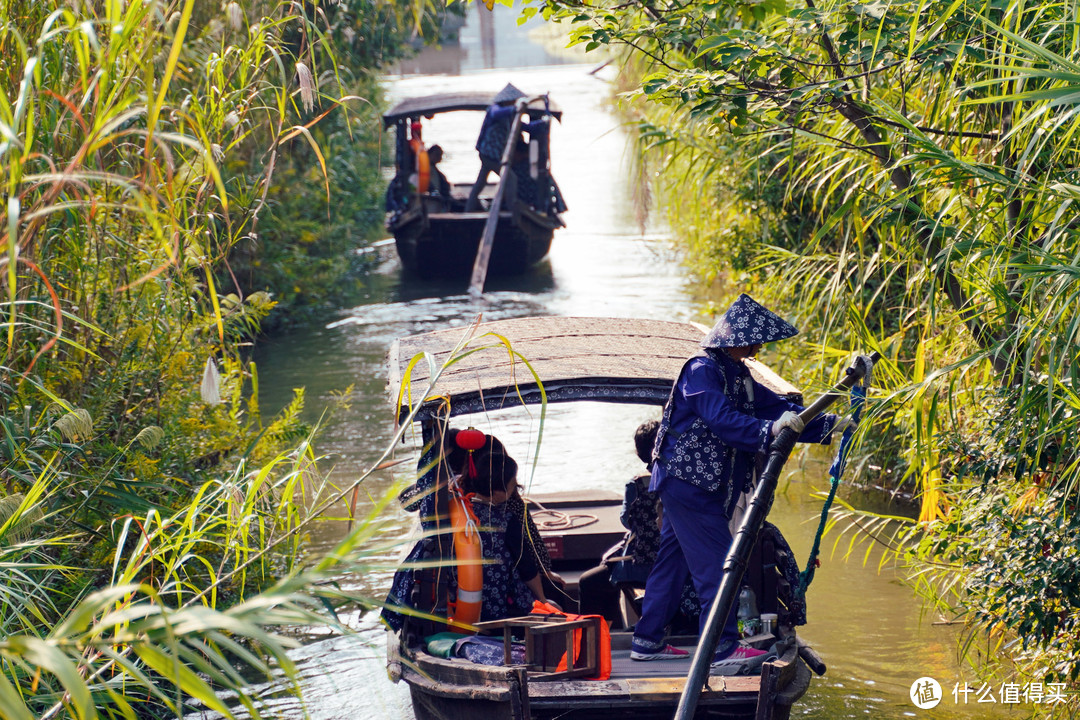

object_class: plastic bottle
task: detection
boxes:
[736,585,760,637]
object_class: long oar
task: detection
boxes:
[468,102,527,298]
[673,351,880,720]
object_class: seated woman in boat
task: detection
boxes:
[382,428,559,631]
[459,447,558,619]
[578,420,700,629]
[508,117,566,215]
[578,419,808,634]
[425,144,453,209]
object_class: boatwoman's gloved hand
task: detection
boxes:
[771,411,805,437]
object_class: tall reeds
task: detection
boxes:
[0,0,440,714]
[560,0,1080,693]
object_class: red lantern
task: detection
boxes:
[455,427,486,479]
[456,428,486,451]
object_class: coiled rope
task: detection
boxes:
[526,497,599,531]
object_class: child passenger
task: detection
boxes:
[577,420,700,628]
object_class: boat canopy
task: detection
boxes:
[388,316,801,422]
[382,92,563,128]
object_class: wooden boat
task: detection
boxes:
[384,317,824,720]
[382,93,565,280]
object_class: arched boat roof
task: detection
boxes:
[382,92,563,127]
[388,316,801,422]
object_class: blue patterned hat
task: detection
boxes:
[701,294,798,349]
[493,83,526,105]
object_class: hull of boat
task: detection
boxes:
[389,631,812,720]
[389,204,558,280]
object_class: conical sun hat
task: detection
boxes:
[493,83,526,104]
[701,294,799,349]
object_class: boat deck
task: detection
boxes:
[527,637,795,718]
[609,644,698,678]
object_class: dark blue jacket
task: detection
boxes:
[476,104,544,163]
[651,352,837,516]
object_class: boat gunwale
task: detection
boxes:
[394,632,809,711]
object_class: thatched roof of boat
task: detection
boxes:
[388,316,801,421]
[383,92,563,127]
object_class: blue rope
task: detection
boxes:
[796,385,866,597]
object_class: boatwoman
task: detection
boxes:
[464,83,546,212]
[630,293,846,675]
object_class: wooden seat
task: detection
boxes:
[474,614,603,680]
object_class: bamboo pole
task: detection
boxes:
[468,101,527,298]
[673,352,880,720]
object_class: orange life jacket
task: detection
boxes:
[448,491,483,630]
[409,138,430,194]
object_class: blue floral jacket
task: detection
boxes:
[651,350,837,517]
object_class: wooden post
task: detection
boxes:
[508,666,531,720]
[468,101,528,298]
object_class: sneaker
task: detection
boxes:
[630,644,691,661]
[710,644,770,675]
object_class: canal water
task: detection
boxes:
[250,5,1021,719]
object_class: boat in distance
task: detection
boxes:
[383,92,565,280]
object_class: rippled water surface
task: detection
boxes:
[251,5,1020,719]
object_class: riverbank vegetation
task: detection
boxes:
[530,0,1080,704]
[0,0,440,714]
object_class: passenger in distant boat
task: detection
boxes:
[578,420,700,629]
[508,117,567,214]
[465,83,548,212]
[426,144,453,207]
[630,294,848,675]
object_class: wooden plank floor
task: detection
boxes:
[530,646,761,704]
[610,644,697,678]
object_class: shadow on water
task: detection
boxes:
[244,5,1024,719]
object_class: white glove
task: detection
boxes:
[771,411,805,437]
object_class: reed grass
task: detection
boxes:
[0,0,446,714]
[571,0,1080,694]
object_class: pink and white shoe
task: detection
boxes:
[710,643,770,675]
[629,644,691,661]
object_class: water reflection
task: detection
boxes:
[248,5,1016,719]
[394,3,586,76]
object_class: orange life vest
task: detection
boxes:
[448,491,483,630]
[409,138,430,194]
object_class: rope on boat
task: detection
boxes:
[526,497,599,531]
[449,474,480,540]
[796,356,874,597]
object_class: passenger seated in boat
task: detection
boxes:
[509,118,567,214]
[459,447,558,618]
[426,144,453,209]
[577,420,700,630]
[382,428,561,631]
